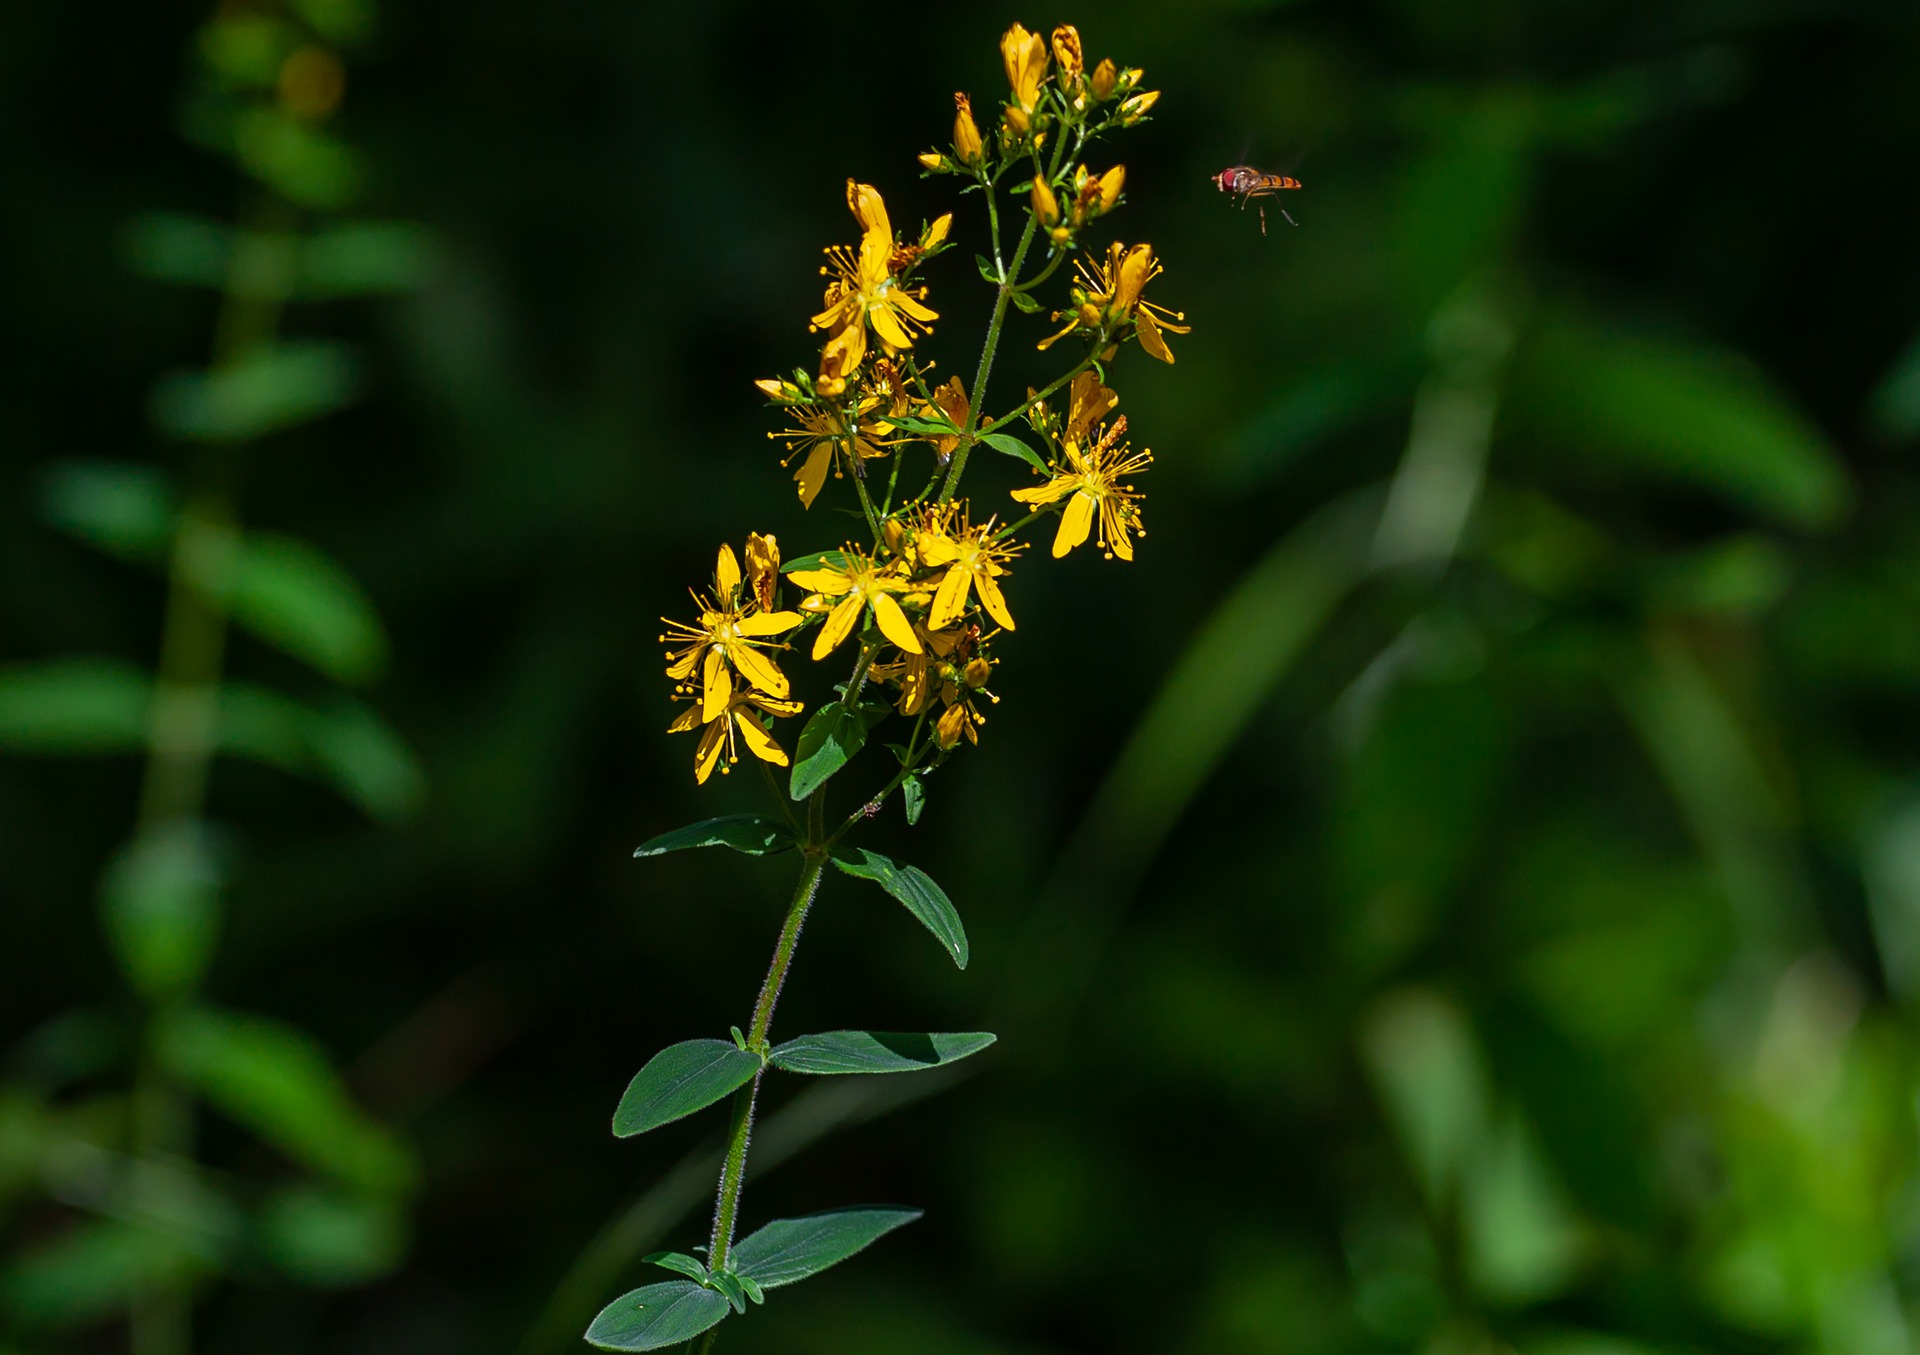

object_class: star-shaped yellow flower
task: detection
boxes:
[1037,240,1190,363]
[1010,414,1151,560]
[914,505,1020,631]
[812,182,939,394]
[668,687,804,784]
[788,546,922,660]
[661,541,803,720]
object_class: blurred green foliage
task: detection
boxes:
[6,1,1920,1353]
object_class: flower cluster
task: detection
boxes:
[659,21,1185,794]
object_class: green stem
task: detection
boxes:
[705,852,826,1271]
[829,707,929,845]
[991,351,1099,435]
[938,215,1037,505]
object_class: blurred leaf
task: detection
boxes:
[769,1031,995,1075]
[611,1039,759,1138]
[0,659,148,753]
[151,340,361,443]
[231,533,388,683]
[632,816,795,858]
[154,1007,412,1194]
[1644,536,1792,618]
[1360,989,1491,1205]
[585,1280,728,1351]
[289,0,375,42]
[830,848,968,968]
[0,1219,191,1330]
[789,703,868,800]
[1508,306,1850,529]
[39,461,174,562]
[122,212,238,289]
[977,431,1047,473]
[729,1206,921,1289]
[1867,328,1920,440]
[258,1186,405,1288]
[100,822,223,1002]
[1865,797,1920,1004]
[234,108,361,209]
[1460,1111,1587,1305]
[300,699,424,821]
[301,221,438,295]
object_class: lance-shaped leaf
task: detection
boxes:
[585,1280,729,1351]
[789,704,868,800]
[612,1039,760,1138]
[977,430,1048,473]
[831,848,969,968]
[633,816,795,859]
[778,549,849,575]
[769,1030,996,1076]
[730,1207,923,1290]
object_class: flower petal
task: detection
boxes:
[871,592,922,653]
[928,564,972,630]
[734,710,789,766]
[729,641,789,698]
[795,443,833,509]
[715,545,741,598]
[813,594,863,660]
[1136,309,1174,363]
[736,610,802,637]
[667,703,702,733]
[1054,492,1095,557]
[702,647,733,722]
[694,719,726,783]
[974,566,1016,630]
[787,568,854,595]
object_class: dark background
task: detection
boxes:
[7,1,1920,1352]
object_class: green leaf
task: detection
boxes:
[779,549,849,575]
[830,849,968,968]
[150,340,361,443]
[975,252,1000,283]
[153,1007,412,1194]
[789,704,869,800]
[611,1039,760,1138]
[633,816,795,858]
[730,1206,922,1289]
[0,659,149,754]
[258,1186,404,1288]
[231,534,388,684]
[300,221,438,296]
[100,823,223,1002]
[902,773,926,825]
[706,1269,749,1314]
[641,1252,708,1284]
[769,1030,996,1075]
[1007,288,1042,314]
[585,1280,729,1351]
[39,461,175,562]
[883,412,960,437]
[977,430,1049,473]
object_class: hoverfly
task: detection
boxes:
[1212,164,1302,234]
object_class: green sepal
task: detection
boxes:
[730,1207,923,1290]
[642,1251,709,1284]
[633,816,795,859]
[977,431,1049,473]
[585,1280,729,1351]
[830,848,969,968]
[789,704,869,800]
[769,1030,996,1075]
[612,1039,760,1138]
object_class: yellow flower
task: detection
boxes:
[1037,240,1190,363]
[812,181,940,393]
[918,375,970,461]
[669,687,803,784]
[914,506,1020,631]
[1001,23,1048,113]
[662,543,804,720]
[953,92,984,168]
[788,546,923,659]
[1010,414,1151,560]
[872,622,996,746]
[770,397,896,509]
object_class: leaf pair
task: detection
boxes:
[586,1208,921,1351]
[611,1030,995,1137]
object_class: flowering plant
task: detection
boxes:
[588,22,1181,1351]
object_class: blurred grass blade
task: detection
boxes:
[1867,328,1920,440]
[150,340,361,443]
[1460,1110,1587,1304]
[1507,304,1850,529]
[1359,988,1491,1205]
[38,461,175,563]
[0,659,149,753]
[232,533,388,683]
[154,1006,412,1195]
[258,1186,406,1288]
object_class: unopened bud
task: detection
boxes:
[952,92,985,168]
[883,519,906,556]
[1090,59,1117,100]
[1118,89,1159,125]
[1096,165,1125,213]
[918,151,948,173]
[936,703,968,749]
[1030,176,1061,226]
[964,657,992,689]
[1050,25,1083,79]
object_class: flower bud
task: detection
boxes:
[1030,176,1061,227]
[964,657,992,689]
[1091,58,1117,100]
[1050,25,1083,79]
[936,703,969,749]
[953,92,984,168]
[883,518,906,557]
[1096,164,1126,214]
[1002,103,1031,140]
[918,151,948,173]
[1001,23,1048,111]
[1118,89,1159,125]
[745,532,780,612]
